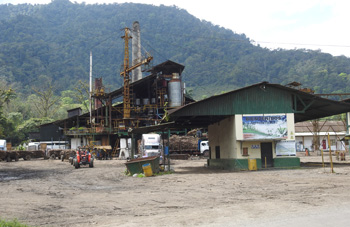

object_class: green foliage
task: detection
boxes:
[7,112,23,128]
[154,171,173,176]
[1,1,349,101]
[137,173,145,178]
[18,118,53,133]
[0,88,16,108]
[1,1,350,144]
[0,85,16,139]
[0,218,31,227]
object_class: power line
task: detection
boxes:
[254,40,350,48]
[145,32,350,49]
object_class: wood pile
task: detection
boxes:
[0,151,19,162]
[0,150,46,161]
[47,149,75,160]
[60,149,76,161]
[0,150,5,161]
[18,150,45,160]
[167,135,198,152]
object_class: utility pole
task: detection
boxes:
[121,28,132,119]
[89,51,92,126]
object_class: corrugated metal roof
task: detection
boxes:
[295,121,346,133]
[296,132,345,136]
[169,82,350,125]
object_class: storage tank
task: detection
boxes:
[135,98,141,106]
[143,98,150,105]
[151,98,156,104]
[168,73,182,107]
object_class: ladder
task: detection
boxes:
[111,138,120,158]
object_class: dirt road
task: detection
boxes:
[1,158,350,226]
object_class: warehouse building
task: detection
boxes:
[165,81,350,170]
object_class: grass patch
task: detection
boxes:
[0,218,31,227]
[154,171,173,176]
[137,173,145,178]
[274,166,301,170]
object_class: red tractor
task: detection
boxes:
[73,148,94,169]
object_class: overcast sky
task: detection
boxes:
[1,0,350,57]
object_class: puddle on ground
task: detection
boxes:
[0,176,22,181]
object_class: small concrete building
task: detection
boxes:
[295,121,347,152]
[168,82,350,170]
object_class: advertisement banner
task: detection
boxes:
[276,140,296,156]
[243,115,287,140]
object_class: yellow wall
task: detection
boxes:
[236,141,276,159]
[208,113,295,160]
[208,116,236,159]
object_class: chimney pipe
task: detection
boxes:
[132,21,142,82]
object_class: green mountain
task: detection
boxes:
[1,0,350,100]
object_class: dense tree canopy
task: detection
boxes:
[1,0,350,145]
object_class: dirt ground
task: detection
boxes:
[1,156,350,227]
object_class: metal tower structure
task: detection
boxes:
[120,27,153,120]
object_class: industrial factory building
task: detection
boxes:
[40,22,194,156]
[39,21,350,170]
[163,82,350,170]
[49,59,193,154]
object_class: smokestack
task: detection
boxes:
[132,21,142,82]
[94,78,103,110]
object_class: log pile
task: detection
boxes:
[167,135,198,152]
[17,150,45,160]
[0,150,5,161]
[60,149,76,161]
[0,151,19,162]
[47,149,75,160]
[0,150,45,161]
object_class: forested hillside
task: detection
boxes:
[1,0,350,144]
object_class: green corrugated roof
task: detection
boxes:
[169,82,350,125]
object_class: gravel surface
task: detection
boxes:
[1,157,350,226]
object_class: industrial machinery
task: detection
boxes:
[57,22,191,161]
[73,147,94,169]
[120,27,153,123]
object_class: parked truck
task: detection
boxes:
[140,134,162,157]
[168,135,209,157]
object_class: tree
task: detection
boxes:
[32,81,60,118]
[74,80,90,113]
[0,88,16,109]
[0,87,16,138]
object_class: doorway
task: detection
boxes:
[261,142,273,167]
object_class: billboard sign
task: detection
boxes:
[276,140,296,156]
[243,115,287,140]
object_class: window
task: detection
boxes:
[215,146,220,159]
[330,139,336,146]
[243,147,249,156]
[144,145,159,150]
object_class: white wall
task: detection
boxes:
[70,137,88,150]
[286,113,295,141]
[71,138,80,150]
[295,135,346,151]
[119,138,131,159]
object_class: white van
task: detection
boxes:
[0,139,7,151]
[39,141,69,151]
[27,142,40,151]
